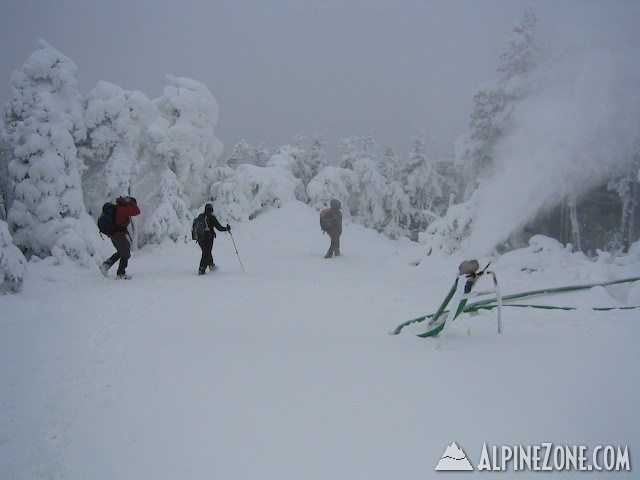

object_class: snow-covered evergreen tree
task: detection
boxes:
[339,137,359,171]
[211,164,307,222]
[419,200,475,256]
[0,219,27,293]
[132,76,222,246]
[339,134,377,170]
[498,7,541,85]
[134,121,189,247]
[0,138,11,219]
[307,166,358,214]
[139,169,191,245]
[402,134,444,238]
[426,8,544,255]
[204,164,235,197]
[151,75,224,209]
[4,40,101,265]
[226,140,255,168]
[382,179,411,239]
[454,87,508,193]
[350,158,388,230]
[308,132,329,180]
[81,81,158,218]
[379,146,402,181]
[455,7,542,197]
[267,144,312,186]
[224,140,271,169]
[608,150,640,252]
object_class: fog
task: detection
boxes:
[2,1,637,160]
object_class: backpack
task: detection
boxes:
[191,214,208,241]
[97,202,118,235]
[319,208,334,232]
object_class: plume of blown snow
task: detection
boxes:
[466,42,640,258]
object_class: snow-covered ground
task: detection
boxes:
[1,201,639,479]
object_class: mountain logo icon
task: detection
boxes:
[435,442,474,471]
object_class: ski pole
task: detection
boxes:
[228,231,245,273]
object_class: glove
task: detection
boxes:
[226,224,231,232]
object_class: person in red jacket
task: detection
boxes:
[99,196,140,279]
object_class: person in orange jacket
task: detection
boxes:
[322,198,342,258]
[100,196,140,279]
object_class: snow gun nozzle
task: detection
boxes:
[458,260,480,276]
[458,260,491,294]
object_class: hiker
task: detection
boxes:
[100,196,140,279]
[194,203,230,275]
[320,198,342,258]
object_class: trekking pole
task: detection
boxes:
[228,231,245,273]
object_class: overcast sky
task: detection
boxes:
[1,0,639,161]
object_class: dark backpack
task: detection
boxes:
[191,214,208,241]
[319,208,334,232]
[97,202,118,235]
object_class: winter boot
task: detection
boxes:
[99,262,110,277]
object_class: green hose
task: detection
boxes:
[467,303,640,313]
[467,276,640,311]
[392,276,640,336]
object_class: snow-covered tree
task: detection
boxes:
[424,8,545,255]
[133,120,190,247]
[0,139,11,219]
[81,81,158,217]
[224,140,270,168]
[307,166,358,214]
[402,134,444,237]
[455,7,542,197]
[608,151,640,252]
[151,75,224,209]
[211,164,307,222]
[226,140,255,168]
[132,76,222,246]
[497,6,541,84]
[379,146,402,181]
[204,164,235,195]
[339,134,377,170]
[0,219,27,293]
[308,132,329,180]
[382,179,411,239]
[139,169,191,245]
[419,200,475,256]
[350,158,388,230]
[267,144,312,186]
[4,40,101,265]
[454,87,508,191]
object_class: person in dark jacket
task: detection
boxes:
[323,198,343,258]
[196,203,230,275]
[100,196,140,279]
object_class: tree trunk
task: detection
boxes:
[568,194,581,252]
[621,175,638,253]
